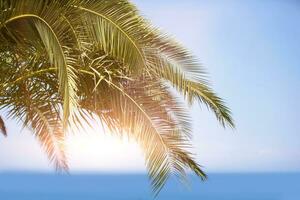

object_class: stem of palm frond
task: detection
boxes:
[0,68,97,88]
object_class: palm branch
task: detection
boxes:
[0,0,234,195]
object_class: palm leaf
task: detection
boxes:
[145,48,234,128]
[0,115,7,136]
[83,76,207,194]
[5,85,68,172]
[0,45,68,171]
[0,0,234,195]
[30,106,69,172]
[68,0,149,74]
[0,0,79,130]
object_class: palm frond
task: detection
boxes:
[34,19,78,129]
[7,81,68,171]
[0,45,68,171]
[0,115,7,136]
[0,0,234,195]
[68,0,149,74]
[30,106,69,172]
[0,0,79,130]
[145,48,234,128]
[84,76,207,194]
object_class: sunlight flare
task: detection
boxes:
[66,124,145,173]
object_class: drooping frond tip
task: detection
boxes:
[0,116,7,137]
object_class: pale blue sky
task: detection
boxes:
[0,0,299,172]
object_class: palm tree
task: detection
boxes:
[0,0,234,195]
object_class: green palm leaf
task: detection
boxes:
[145,48,234,128]
[69,0,147,74]
[0,0,79,129]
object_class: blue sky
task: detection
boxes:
[0,0,299,173]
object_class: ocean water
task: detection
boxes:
[0,173,298,200]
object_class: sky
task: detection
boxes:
[0,0,299,173]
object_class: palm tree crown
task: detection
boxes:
[0,0,234,195]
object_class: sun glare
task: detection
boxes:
[65,123,145,173]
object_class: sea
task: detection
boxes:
[0,173,298,200]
